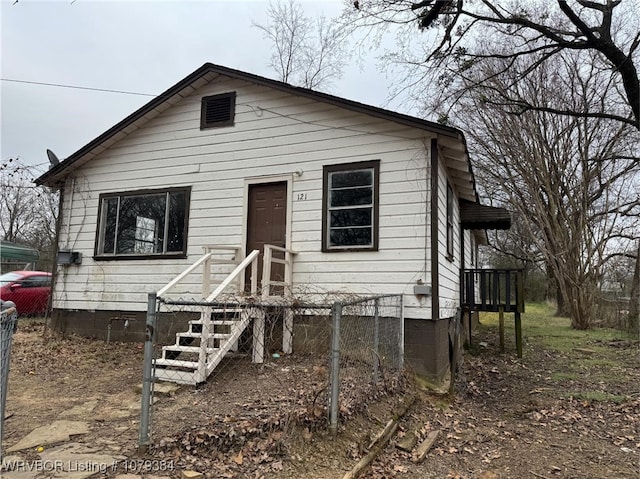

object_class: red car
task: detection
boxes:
[0,271,52,316]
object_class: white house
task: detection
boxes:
[36,63,510,383]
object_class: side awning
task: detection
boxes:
[460,199,511,230]
[0,240,40,263]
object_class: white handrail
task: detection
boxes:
[157,246,243,298]
[262,244,297,300]
[157,252,213,297]
[205,250,260,303]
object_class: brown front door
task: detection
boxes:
[246,182,287,290]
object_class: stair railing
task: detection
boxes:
[262,244,297,354]
[196,250,260,382]
[204,250,260,302]
[156,245,242,299]
[261,244,297,300]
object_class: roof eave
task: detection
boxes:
[35,63,464,187]
[460,199,512,230]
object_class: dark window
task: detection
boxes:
[22,276,51,288]
[322,160,379,251]
[95,187,190,260]
[200,92,236,129]
[446,183,454,259]
[470,235,475,266]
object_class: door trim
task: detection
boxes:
[241,174,293,261]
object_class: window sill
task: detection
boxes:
[322,247,379,253]
[93,253,187,261]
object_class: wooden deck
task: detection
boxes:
[461,269,525,357]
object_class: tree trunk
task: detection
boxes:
[555,284,568,317]
[567,284,595,330]
[628,242,640,334]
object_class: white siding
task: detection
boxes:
[463,230,476,270]
[436,155,462,319]
[54,77,439,317]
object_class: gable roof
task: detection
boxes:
[35,63,477,195]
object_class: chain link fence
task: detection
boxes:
[0,272,51,317]
[596,293,632,330]
[138,292,405,450]
[329,295,404,434]
[0,303,18,464]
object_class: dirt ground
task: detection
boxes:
[3,313,639,479]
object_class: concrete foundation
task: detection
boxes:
[50,309,198,344]
[50,308,457,385]
[404,318,451,384]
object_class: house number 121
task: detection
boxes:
[296,193,308,201]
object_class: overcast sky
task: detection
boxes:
[1,0,397,175]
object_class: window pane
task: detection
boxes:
[97,189,189,257]
[135,216,157,253]
[330,188,372,207]
[331,170,372,188]
[330,227,372,247]
[330,208,372,227]
[116,195,166,254]
[167,191,187,252]
[102,198,119,254]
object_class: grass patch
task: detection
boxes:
[561,391,628,404]
[551,372,579,382]
[479,302,633,354]
[477,303,638,391]
[572,358,619,369]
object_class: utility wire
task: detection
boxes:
[1,78,156,97]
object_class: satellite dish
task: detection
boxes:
[46,149,60,168]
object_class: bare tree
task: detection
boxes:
[347,0,639,128]
[456,51,639,329]
[253,0,348,90]
[484,214,550,303]
[0,158,59,270]
[628,241,639,333]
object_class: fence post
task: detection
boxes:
[498,306,505,353]
[0,307,17,465]
[398,295,404,369]
[138,292,157,453]
[329,301,342,437]
[515,310,523,358]
[373,299,380,383]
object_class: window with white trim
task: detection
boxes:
[322,160,379,251]
[96,187,190,259]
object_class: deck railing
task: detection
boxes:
[462,268,525,357]
[462,269,524,313]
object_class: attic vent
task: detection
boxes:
[201,92,236,129]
